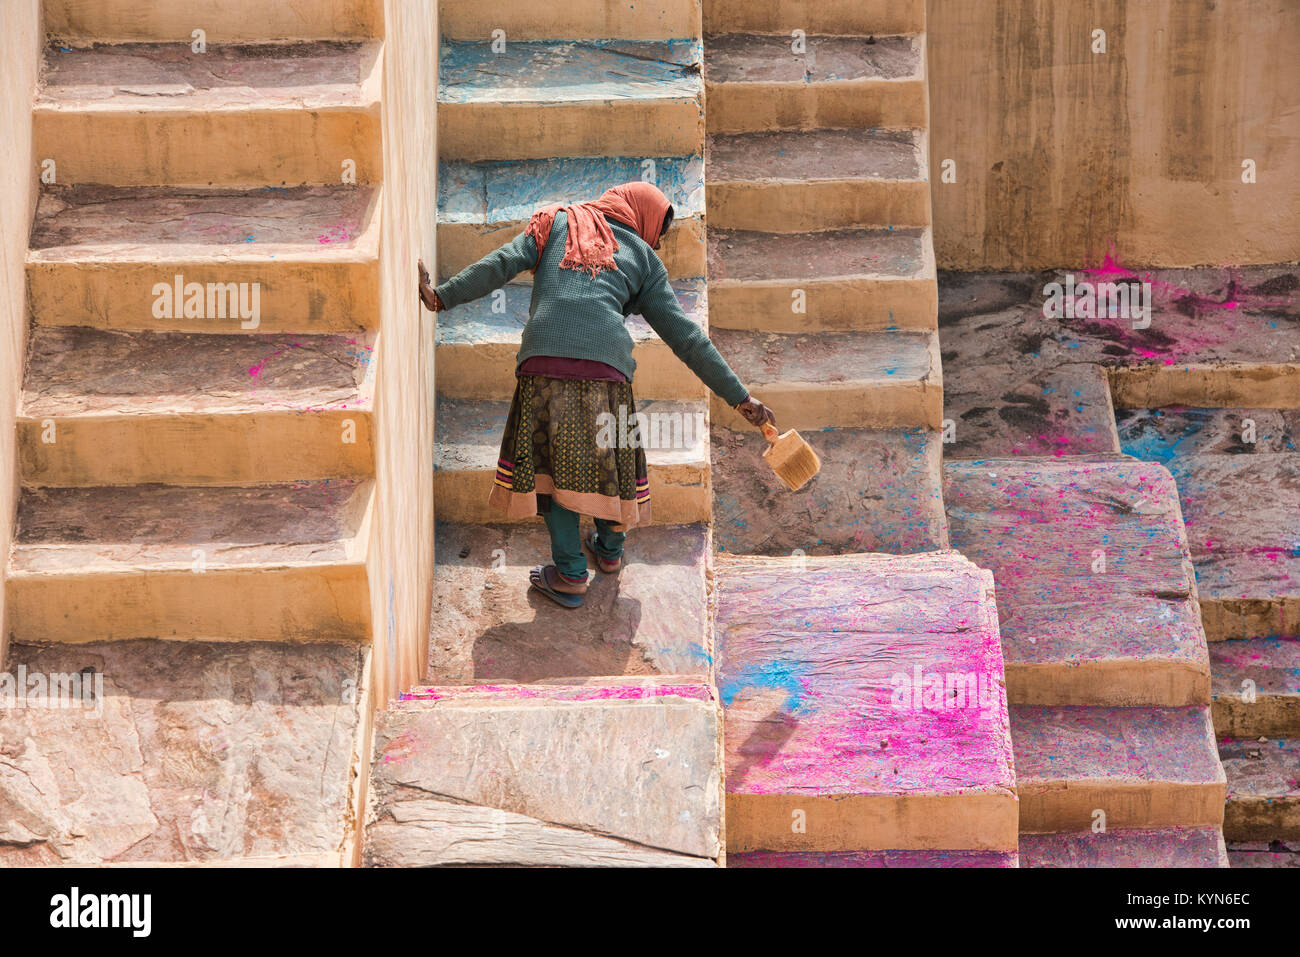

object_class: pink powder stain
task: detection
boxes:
[379,730,418,764]
[245,339,367,412]
[248,341,302,381]
[722,573,1015,797]
[1070,249,1294,364]
[399,683,713,704]
[1083,253,1247,314]
[1084,251,1137,281]
[317,224,353,245]
[1247,547,1287,563]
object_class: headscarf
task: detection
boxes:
[524,181,673,278]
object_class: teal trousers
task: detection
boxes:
[542,501,626,582]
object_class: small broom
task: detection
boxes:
[760,422,821,491]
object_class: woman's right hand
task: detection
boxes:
[418,259,443,311]
[735,395,776,429]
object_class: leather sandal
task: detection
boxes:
[584,532,623,574]
[528,565,587,608]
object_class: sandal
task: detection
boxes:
[528,565,587,608]
[584,532,624,574]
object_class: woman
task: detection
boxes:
[418,181,775,608]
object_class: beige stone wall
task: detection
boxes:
[45,0,383,40]
[928,0,1300,269]
[367,0,438,706]
[0,0,42,663]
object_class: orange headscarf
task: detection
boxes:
[525,181,672,278]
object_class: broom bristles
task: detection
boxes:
[762,429,821,491]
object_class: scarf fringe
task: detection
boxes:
[559,251,617,278]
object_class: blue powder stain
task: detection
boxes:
[1120,425,1191,465]
[439,154,704,222]
[720,660,809,713]
[676,643,713,665]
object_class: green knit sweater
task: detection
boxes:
[435,213,750,406]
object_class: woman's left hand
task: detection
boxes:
[735,395,776,429]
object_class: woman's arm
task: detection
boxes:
[424,231,539,311]
[635,264,752,408]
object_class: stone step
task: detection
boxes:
[1166,453,1300,641]
[711,424,947,556]
[944,456,1212,707]
[5,480,373,643]
[45,0,381,41]
[704,34,927,134]
[440,0,700,41]
[709,327,942,430]
[1116,407,1300,459]
[428,521,711,683]
[434,396,711,524]
[1115,408,1300,640]
[727,849,1016,868]
[1211,638,1300,738]
[1228,841,1300,868]
[937,267,1300,410]
[365,677,722,866]
[935,272,1125,459]
[27,184,380,333]
[438,39,703,161]
[35,41,382,186]
[1011,706,1226,832]
[943,363,1122,460]
[716,550,1017,854]
[704,0,925,36]
[434,280,708,401]
[707,227,936,331]
[19,326,374,486]
[1220,737,1300,842]
[0,638,369,865]
[707,128,930,231]
[1110,363,1300,413]
[1018,828,1229,868]
[437,155,704,281]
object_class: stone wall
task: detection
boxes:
[0,0,42,663]
[928,0,1300,269]
[366,0,438,706]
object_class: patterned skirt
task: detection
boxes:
[488,375,651,529]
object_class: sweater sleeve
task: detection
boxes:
[434,231,539,309]
[634,263,750,407]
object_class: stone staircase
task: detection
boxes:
[944,455,1228,865]
[702,0,944,559]
[368,0,966,869]
[934,254,1299,867]
[1117,406,1300,867]
[0,0,400,865]
[366,1,726,866]
[8,1,1275,870]
[696,0,1017,867]
[432,32,713,529]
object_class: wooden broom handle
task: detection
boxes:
[761,423,779,443]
